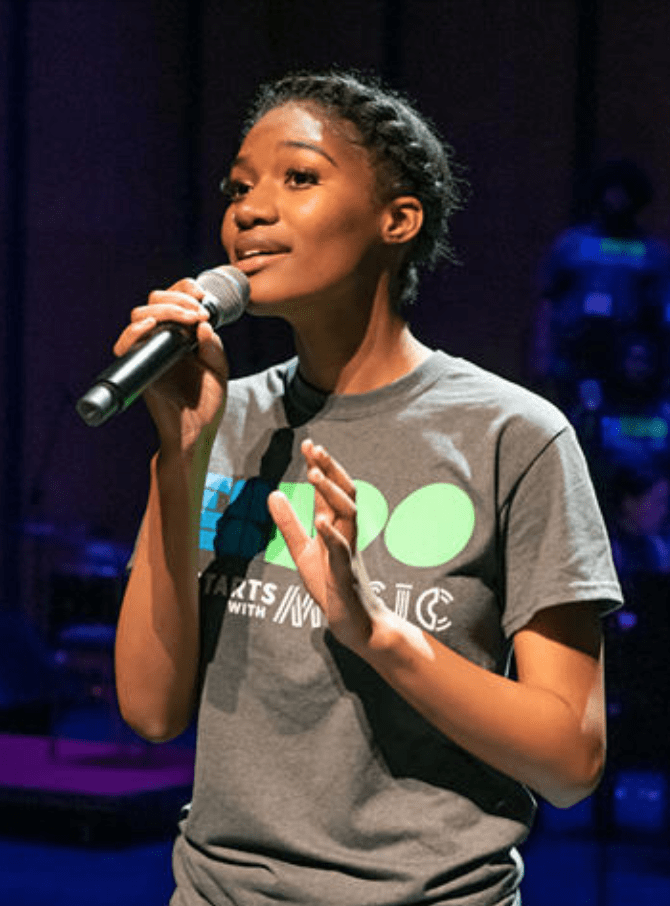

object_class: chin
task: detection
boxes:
[246,300,280,318]
[244,294,300,319]
[244,282,322,319]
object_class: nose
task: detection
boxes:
[233,179,278,229]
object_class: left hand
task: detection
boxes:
[267,439,376,652]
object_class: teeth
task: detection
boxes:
[240,250,272,260]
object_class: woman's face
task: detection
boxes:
[221,103,389,318]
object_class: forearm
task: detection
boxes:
[359,613,604,808]
[273,441,607,807]
[114,447,209,742]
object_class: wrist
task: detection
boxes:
[154,440,211,513]
[348,552,435,666]
[362,608,435,668]
[157,420,217,471]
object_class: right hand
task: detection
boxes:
[113,278,229,452]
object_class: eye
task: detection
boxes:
[220,177,251,202]
[285,168,319,188]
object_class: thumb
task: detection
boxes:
[196,322,228,378]
[268,490,310,562]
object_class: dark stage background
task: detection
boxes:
[0,0,670,906]
[2,0,670,618]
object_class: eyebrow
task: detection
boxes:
[282,140,338,166]
[231,140,338,170]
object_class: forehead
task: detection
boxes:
[239,102,371,170]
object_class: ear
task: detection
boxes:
[381,196,424,246]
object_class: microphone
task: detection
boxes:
[76,266,250,427]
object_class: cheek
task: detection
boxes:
[299,199,380,257]
[220,210,235,255]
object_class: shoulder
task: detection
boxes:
[426,353,575,495]
[431,352,570,439]
[210,359,296,461]
[226,358,297,414]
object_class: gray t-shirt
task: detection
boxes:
[171,350,622,906]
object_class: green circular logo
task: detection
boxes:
[354,480,389,552]
[384,483,475,567]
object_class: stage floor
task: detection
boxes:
[0,733,194,842]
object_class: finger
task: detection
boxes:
[308,466,357,521]
[302,440,356,499]
[195,321,228,378]
[113,317,157,356]
[135,297,207,324]
[118,285,212,355]
[315,514,353,571]
[114,303,201,357]
[166,277,205,297]
[195,320,222,348]
[268,490,311,561]
[148,285,207,309]
[310,468,357,555]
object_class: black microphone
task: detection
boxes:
[76,266,250,427]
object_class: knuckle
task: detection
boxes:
[172,278,202,298]
[113,331,132,355]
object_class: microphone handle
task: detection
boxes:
[76,323,197,427]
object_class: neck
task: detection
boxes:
[291,283,431,394]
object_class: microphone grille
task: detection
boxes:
[196,266,250,328]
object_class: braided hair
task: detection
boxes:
[242,69,467,310]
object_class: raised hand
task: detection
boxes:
[268,439,385,653]
[113,278,229,452]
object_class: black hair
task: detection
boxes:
[241,69,467,309]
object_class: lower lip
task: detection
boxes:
[235,253,287,274]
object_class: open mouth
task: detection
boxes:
[235,249,288,271]
[238,250,279,260]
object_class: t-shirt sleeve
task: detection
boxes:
[501,425,623,638]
